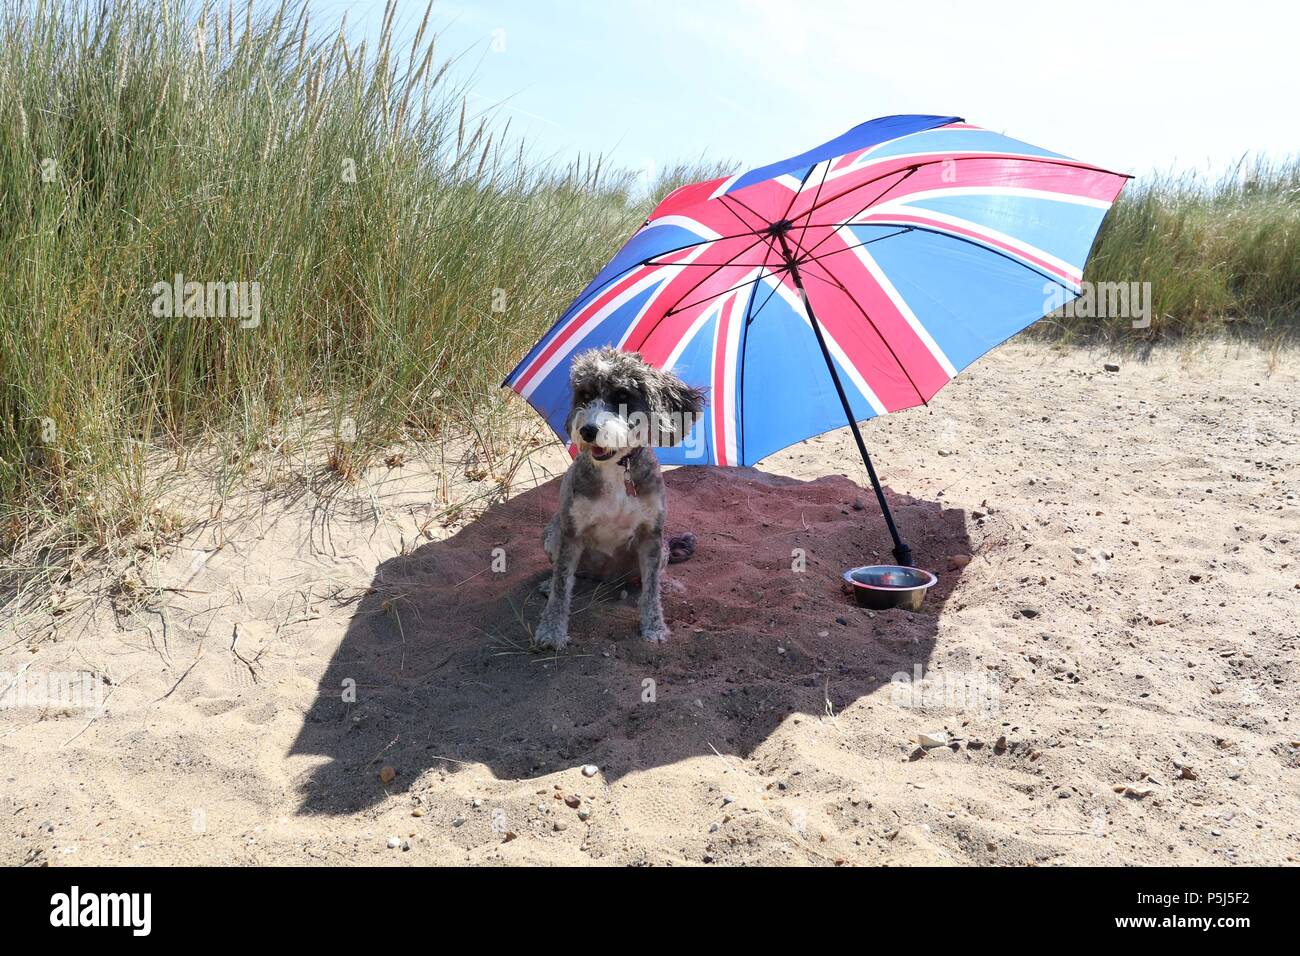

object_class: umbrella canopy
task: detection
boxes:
[504,115,1129,562]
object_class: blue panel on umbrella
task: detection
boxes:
[580,223,704,310]
[738,278,878,465]
[783,164,815,186]
[865,128,1068,163]
[863,229,1061,373]
[899,193,1108,272]
[728,115,959,194]
[657,310,719,466]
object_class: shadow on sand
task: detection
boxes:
[289,467,969,814]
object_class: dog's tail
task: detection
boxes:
[667,531,697,564]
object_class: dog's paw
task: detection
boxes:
[533,620,569,651]
[640,623,671,644]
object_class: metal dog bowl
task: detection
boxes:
[842,565,937,611]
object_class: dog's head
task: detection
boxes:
[567,347,705,460]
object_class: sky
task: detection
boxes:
[307,0,1300,188]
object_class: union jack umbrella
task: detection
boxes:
[504,115,1129,565]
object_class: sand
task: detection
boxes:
[2,340,1297,866]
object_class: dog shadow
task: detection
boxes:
[288,467,970,814]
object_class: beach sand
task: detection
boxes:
[3,340,1297,866]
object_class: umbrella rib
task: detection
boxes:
[642,154,1114,289]
[796,254,929,407]
[792,226,915,269]
[542,227,775,349]
[790,163,918,231]
[736,270,764,466]
[790,167,918,261]
[644,257,778,268]
[732,232,788,463]
[785,153,1123,236]
[770,157,821,228]
[791,157,833,253]
[659,233,774,317]
[738,233,791,328]
[635,224,774,255]
[810,219,1081,293]
[704,193,762,234]
[747,275,787,325]
[746,266,789,327]
[719,192,770,229]
[512,225,774,387]
[788,219,1081,407]
[664,260,777,317]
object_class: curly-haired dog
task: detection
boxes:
[535,347,705,650]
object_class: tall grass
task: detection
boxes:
[1,0,652,549]
[1070,157,1300,339]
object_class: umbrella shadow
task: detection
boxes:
[288,467,970,814]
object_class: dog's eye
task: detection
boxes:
[611,389,633,407]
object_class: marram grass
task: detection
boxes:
[1061,157,1300,339]
[0,0,659,549]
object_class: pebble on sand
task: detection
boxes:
[581,764,599,778]
[1114,782,1155,798]
[378,766,397,784]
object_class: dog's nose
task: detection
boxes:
[579,424,598,443]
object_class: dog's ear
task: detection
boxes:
[652,371,706,447]
[562,385,587,444]
[563,404,577,443]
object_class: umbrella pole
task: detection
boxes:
[781,248,914,567]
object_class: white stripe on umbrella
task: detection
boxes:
[842,238,960,379]
[763,276,889,419]
[858,203,1086,286]
[884,184,1114,210]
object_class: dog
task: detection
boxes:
[534,347,705,650]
